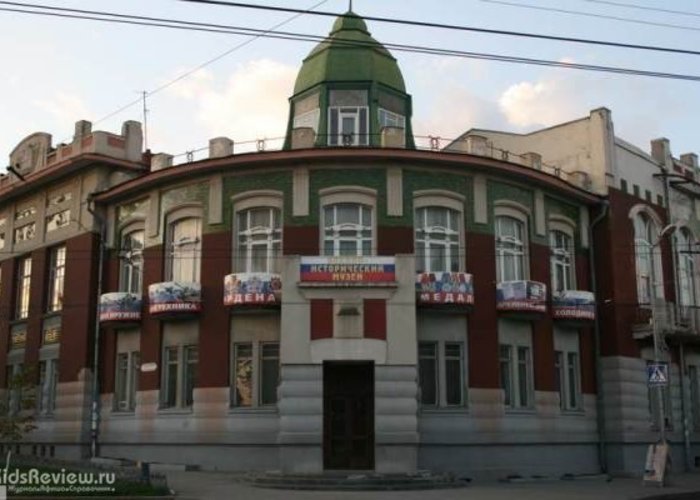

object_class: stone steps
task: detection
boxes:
[244,471,470,491]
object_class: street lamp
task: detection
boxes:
[651,222,681,445]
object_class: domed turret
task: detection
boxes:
[284,10,414,149]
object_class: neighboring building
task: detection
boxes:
[0,9,698,479]
[0,120,145,459]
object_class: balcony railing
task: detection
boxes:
[148,281,201,315]
[552,290,595,322]
[496,280,547,314]
[416,272,474,306]
[99,292,142,323]
[224,273,281,306]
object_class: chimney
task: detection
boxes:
[209,137,234,158]
[680,153,698,169]
[151,153,173,171]
[122,121,143,162]
[651,138,672,167]
[73,120,92,140]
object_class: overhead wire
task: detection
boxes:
[582,0,700,19]
[175,0,700,56]
[1,4,700,82]
[0,0,330,128]
[480,0,700,33]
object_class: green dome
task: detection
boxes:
[292,11,406,95]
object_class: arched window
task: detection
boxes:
[496,215,526,282]
[167,216,201,283]
[119,225,144,294]
[549,223,576,293]
[323,203,372,256]
[633,211,662,304]
[235,207,281,273]
[676,228,696,309]
[415,206,460,273]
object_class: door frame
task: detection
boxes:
[322,360,375,470]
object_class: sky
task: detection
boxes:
[0,0,699,163]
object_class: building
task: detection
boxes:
[1,10,699,478]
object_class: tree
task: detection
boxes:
[0,366,37,442]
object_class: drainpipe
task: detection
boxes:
[589,200,609,473]
[87,196,107,459]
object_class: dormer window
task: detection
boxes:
[378,108,405,130]
[328,90,368,146]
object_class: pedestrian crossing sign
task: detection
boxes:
[647,364,668,386]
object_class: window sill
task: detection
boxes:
[419,407,469,416]
[560,408,586,416]
[35,413,55,421]
[228,407,278,416]
[110,410,136,417]
[157,407,193,416]
[504,407,537,415]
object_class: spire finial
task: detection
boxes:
[349,0,353,11]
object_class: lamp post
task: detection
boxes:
[651,222,681,445]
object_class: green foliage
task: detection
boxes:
[0,366,37,442]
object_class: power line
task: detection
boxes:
[583,0,700,19]
[3,5,700,83]
[480,0,700,33]
[0,0,330,128]
[175,0,700,56]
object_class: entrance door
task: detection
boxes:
[323,361,374,470]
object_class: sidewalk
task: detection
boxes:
[166,471,700,500]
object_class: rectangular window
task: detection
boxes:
[444,343,464,406]
[38,359,58,415]
[162,346,179,409]
[161,345,196,409]
[14,206,36,221]
[46,210,70,232]
[500,342,532,409]
[418,342,438,406]
[620,178,628,193]
[554,350,564,409]
[328,106,369,146]
[14,223,35,244]
[517,346,530,408]
[6,364,23,415]
[47,192,72,206]
[47,246,66,312]
[554,329,582,411]
[230,341,280,409]
[378,108,406,130]
[499,344,513,407]
[115,351,140,412]
[567,352,580,409]
[418,341,466,408]
[633,184,640,197]
[183,346,198,407]
[15,256,31,319]
[260,343,279,406]
[233,343,253,407]
[689,365,700,430]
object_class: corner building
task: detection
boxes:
[1,11,654,478]
[93,12,601,477]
